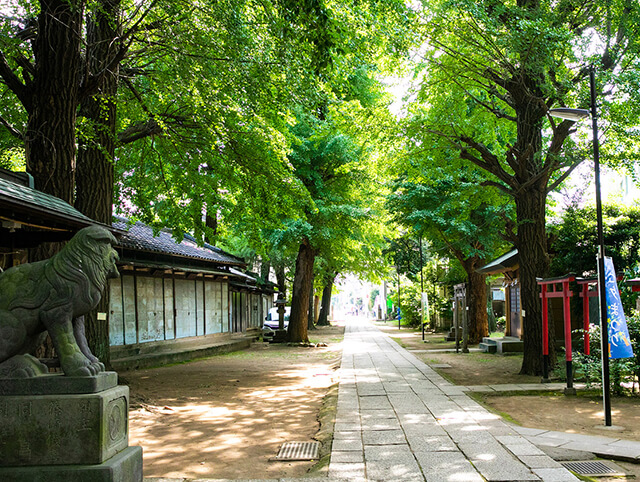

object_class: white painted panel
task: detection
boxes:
[164,278,175,339]
[205,281,222,334]
[174,278,196,338]
[137,277,164,343]
[196,279,204,336]
[150,277,165,341]
[108,278,124,346]
[221,283,229,332]
[122,275,137,344]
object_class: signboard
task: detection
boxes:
[604,257,634,359]
[421,292,429,324]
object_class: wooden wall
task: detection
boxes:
[108,270,230,347]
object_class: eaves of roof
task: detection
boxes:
[0,176,112,232]
[477,249,519,274]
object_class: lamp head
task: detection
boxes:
[548,108,590,122]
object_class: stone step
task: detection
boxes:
[495,338,524,354]
[482,337,498,345]
[478,342,497,353]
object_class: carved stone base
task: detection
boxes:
[0,445,143,482]
[0,385,129,466]
[0,373,142,481]
[0,371,118,396]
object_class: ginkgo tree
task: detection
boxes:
[388,158,513,344]
[266,108,385,342]
[409,0,640,374]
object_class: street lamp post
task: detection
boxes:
[549,68,612,426]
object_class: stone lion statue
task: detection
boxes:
[0,225,119,378]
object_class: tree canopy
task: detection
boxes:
[404,0,640,374]
[2,0,640,374]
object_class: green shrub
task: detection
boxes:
[572,314,640,395]
[397,283,422,327]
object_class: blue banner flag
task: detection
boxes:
[603,257,634,359]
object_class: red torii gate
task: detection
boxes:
[538,275,576,392]
[538,274,622,393]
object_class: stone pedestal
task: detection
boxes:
[0,372,142,482]
[271,329,289,343]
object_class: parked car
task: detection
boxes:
[262,307,291,339]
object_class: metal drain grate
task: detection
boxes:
[560,460,626,477]
[274,441,320,461]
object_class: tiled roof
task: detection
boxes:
[477,249,519,274]
[113,216,245,266]
[0,176,93,226]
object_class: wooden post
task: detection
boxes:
[563,280,575,394]
[541,284,549,382]
[582,283,590,355]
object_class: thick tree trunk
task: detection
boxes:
[467,269,488,344]
[288,238,316,342]
[204,211,218,242]
[260,259,271,282]
[75,0,122,369]
[510,68,550,375]
[317,278,333,326]
[26,0,84,203]
[308,273,316,331]
[517,185,551,375]
[275,262,287,298]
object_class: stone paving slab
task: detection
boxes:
[405,434,457,452]
[413,451,483,482]
[513,425,640,462]
[361,418,402,431]
[332,437,364,452]
[362,429,407,445]
[335,422,362,432]
[518,455,563,469]
[365,460,424,481]
[328,462,366,479]
[332,451,365,463]
[364,444,414,461]
[531,468,580,481]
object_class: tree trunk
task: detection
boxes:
[517,185,551,375]
[308,272,316,331]
[317,278,333,325]
[26,0,84,204]
[75,0,122,369]
[288,238,315,342]
[260,259,271,282]
[275,262,287,298]
[314,295,320,323]
[204,211,218,242]
[467,269,488,344]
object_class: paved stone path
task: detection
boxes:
[328,319,579,481]
[146,319,640,481]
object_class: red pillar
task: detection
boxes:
[582,284,590,355]
[563,280,574,391]
[541,284,550,382]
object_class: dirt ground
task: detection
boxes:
[121,324,344,480]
